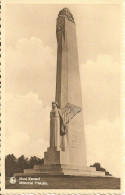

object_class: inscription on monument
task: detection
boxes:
[71,116,83,149]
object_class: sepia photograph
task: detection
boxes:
[1,0,124,193]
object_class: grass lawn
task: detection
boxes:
[6,176,120,189]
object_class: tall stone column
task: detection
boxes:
[54,8,87,166]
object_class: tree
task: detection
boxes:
[5,154,17,177]
[5,154,44,177]
[29,156,44,168]
[17,155,29,171]
[90,162,112,176]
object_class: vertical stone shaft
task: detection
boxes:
[56,11,82,108]
[55,8,87,166]
[56,16,68,108]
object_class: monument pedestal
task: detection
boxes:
[44,147,69,165]
[14,147,105,177]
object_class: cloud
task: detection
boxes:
[85,118,122,177]
[6,38,120,124]
[6,37,56,107]
[80,54,120,125]
[80,55,122,177]
[5,92,50,158]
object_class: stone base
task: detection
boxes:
[14,147,106,177]
[44,147,69,165]
[14,164,105,177]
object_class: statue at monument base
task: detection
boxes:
[50,101,68,151]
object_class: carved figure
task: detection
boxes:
[50,101,81,149]
[56,8,75,34]
[58,7,75,23]
[50,101,67,148]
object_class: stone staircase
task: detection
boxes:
[14,164,105,177]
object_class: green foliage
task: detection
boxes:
[5,154,44,177]
[5,154,17,177]
[90,162,112,176]
[29,156,44,168]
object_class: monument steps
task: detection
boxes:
[14,164,105,177]
[14,171,105,177]
[23,168,96,174]
[34,164,96,171]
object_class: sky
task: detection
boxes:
[5,3,122,177]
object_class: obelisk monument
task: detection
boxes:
[43,8,87,168]
[14,8,105,177]
[55,8,87,166]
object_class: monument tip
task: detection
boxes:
[58,7,75,23]
[62,7,72,12]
